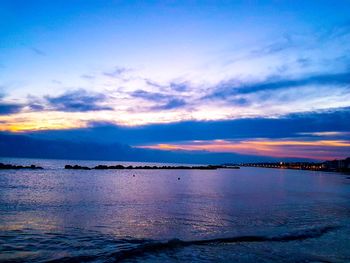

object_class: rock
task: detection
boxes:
[0,163,43,170]
[65,165,91,170]
[64,164,226,170]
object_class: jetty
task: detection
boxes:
[64,164,240,170]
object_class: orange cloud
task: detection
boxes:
[138,139,350,160]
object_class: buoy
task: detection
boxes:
[178,177,180,180]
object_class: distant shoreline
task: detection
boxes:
[1,157,349,173]
[64,164,240,170]
[240,158,350,173]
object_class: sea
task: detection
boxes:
[0,158,349,262]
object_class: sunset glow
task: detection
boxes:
[139,139,350,160]
[1,1,349,161]
[2,2,350,262]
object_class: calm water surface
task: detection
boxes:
[0,158,350,262]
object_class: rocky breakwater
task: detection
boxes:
[0,163,43,170]
[65,164,226,170]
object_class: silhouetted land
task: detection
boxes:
[64,164,240,170]
[240,157,350,173]
[0,163,43,170]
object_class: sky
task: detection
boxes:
[0,0,350,162]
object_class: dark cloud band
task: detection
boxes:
[45,89,113,112]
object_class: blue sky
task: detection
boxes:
[0,1,350,161]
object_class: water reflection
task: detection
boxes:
[0,158,350,262]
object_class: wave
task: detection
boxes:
[112,225,340,262]
[46,225,340,262]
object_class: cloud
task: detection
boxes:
[130,89,187,111]
[144,79,165,89]
[103,66,131,78]
[143,79,190,93]
[45,89,113,112]
[296,57,311,68]
[24,95,45,111]
[251,34,294,56]
[0,132,281,164]
[206,71,350,99]
[81,74,95,80]
[25,107,350,145]
[14,107,349,161]
[0,94,23,115]
[51,79,62,84]
[0,103,23,115]
[229,97,250,106]
[131,89,171,101]
[28,104,44,111]
[139,139,350,160]
[169,82,190,92]
[297,131,350,137]
[320,21,350,41]
[30,47,46,56]
[150,98,187,110]
[226,34,295,65]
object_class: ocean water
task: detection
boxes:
[0,158,350,262]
